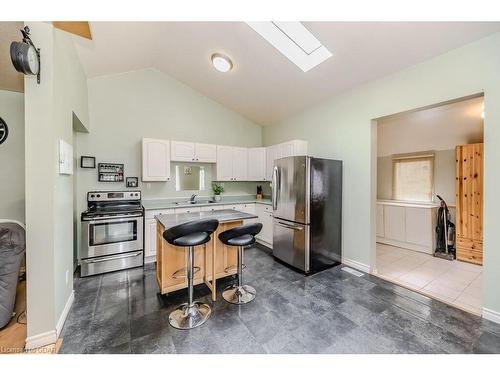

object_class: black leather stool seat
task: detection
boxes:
[218,223,263,247]
[163,218,219,247]
[173,232,211,247]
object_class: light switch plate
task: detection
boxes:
[59,139,73,175]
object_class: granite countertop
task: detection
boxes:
[143,195,272,210]
[155,209,258,230]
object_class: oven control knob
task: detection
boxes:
[90,194,95,198]
[97,194,101,198]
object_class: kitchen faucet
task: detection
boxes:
[190,194,197,202]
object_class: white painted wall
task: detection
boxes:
[377,96,483,157]
[24,22,89,344]
[0,90,24,222]
[263,32,500,316]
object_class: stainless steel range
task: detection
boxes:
[81,190,144,277]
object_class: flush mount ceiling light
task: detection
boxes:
[211,53,233,73]
[246,21,332,72]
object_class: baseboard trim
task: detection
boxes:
[56,290,74,337]
[25,330,57,350]
[256,239,273,249]
[482,307,500,324]
[342,257,370,273]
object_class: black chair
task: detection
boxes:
[163,218,219,329]
[218,222,262,304]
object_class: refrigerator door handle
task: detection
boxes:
[272,166,279,211]
[276,221,304,231]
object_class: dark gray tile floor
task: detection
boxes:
[60,245,500,354]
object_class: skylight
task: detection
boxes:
[246,21,332,72]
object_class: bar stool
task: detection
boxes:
[218,222,263,304]
[162,218,219,330]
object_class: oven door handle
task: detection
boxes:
[82,251,143,264]
[83,214,143,223]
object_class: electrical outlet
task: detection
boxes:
[66,270,69,285]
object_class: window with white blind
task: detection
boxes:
[392,155,434,202]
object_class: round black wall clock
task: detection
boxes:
[0,117,9,145]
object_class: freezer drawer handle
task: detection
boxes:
[83,251,142,264]
[276,221,304,231]
[272,166,279,211]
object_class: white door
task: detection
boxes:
[216,145,234,181]
[142,138,170,181]
[195,143,217,163]
[376,204,385,238]
[247,147,266,181]
[384,205,406,242]
[171,141,195,162]
[232,147,248,181]
[405,207,432,247]
[145,218,157,258]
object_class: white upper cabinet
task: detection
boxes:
[171,141,195,162]
[171,141,217,163]
[142,138,171,181]
[281,140,308,158]
[216,145,248,181]
[195,143,217,162]
[216,145,235,181]
[248,147,266,181]
[232,147,248,181]
[266,140,308,181]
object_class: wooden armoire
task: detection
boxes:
[455,143,483,265]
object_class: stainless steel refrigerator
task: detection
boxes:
[272,156,342,274]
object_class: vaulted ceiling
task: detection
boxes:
[70,22,500,125]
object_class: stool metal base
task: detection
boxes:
[222,285,256,304]
[168,302,212,330]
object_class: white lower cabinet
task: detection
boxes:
[255,204,273,247]
[377,201,437,254]
[174,207,201,214]
[144,208,174,262]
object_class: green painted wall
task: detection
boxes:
[0,90,24,222]
[263,32,500,316]
[24,22,89,342]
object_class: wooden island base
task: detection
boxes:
[156,220,243,301]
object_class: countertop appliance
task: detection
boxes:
[81,190,144,277]
[272,156,342,274]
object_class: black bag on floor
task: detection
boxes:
[0,221,25,328]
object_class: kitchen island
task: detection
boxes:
[155,209,258,300]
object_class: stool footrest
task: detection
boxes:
[224,264,246,273]
[172,266,201,279]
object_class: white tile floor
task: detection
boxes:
[374,243,482,315]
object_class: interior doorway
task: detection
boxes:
[371,94,484,315]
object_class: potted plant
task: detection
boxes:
[212,183,224,202]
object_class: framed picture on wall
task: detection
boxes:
[80,156,96,169]
[126,177,139,188]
